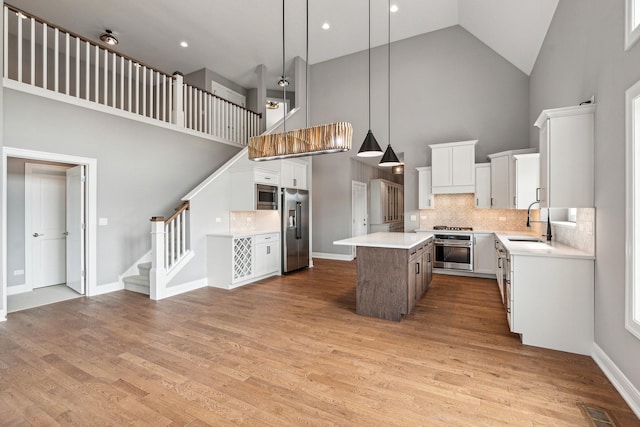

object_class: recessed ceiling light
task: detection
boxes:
[322,22,330,30]
[390,4,399,12]
[180,41,189,48]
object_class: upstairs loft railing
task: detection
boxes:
[2,4,262,145]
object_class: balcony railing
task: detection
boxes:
[2,4,262,145]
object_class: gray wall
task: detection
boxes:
[184,67,248,98]
[3,89,240,287]
[310,25,530,255]
[529,0,640,394]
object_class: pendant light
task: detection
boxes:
[248,0,353,160]
[357,0,383,158]
[379,0,401,167]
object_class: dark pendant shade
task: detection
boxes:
[379,144,400,167]
[357,130,383,157]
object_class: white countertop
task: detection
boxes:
[334,232,432,249]
[208,231,280,238]
[495,232,594,260]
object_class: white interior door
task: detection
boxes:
[66,165,85,294]
[26,164,68,289]
[351,181,368,258]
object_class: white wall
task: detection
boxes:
[310,25,530,255]
[3,89,240,287]
[529,0,640,399]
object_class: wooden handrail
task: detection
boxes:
[164,201,190,225]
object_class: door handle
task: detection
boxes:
[33,233,44,237]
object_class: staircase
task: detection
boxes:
[123,262,151,295]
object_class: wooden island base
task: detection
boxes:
[355,240,433,321]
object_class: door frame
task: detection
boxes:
[351,180,368,259]
[2,147,98,321]
[25,163,70,291]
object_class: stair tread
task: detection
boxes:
[138,262,151,269]
[123,275,150,287]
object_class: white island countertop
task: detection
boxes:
[334,232,432,249]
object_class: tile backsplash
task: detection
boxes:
[230,210,280,234]
[418,194,531,232]
[418,194,595,255]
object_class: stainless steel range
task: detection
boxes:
[433,226,473,271]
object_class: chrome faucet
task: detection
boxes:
[526,201,552,242]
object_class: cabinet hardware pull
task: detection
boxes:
[416,263,420,274]
[491,197,494,206]
[536,187,540,202]
[513,196,516,206]
[476,198,479,206]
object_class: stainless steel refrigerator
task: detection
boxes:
[281,188,309,273]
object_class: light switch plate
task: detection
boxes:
[98,217,108,226]
[13,269,24,276]
[215,217,222,223]
[410,215,417,221]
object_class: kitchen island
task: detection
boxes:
[334,232,434,321]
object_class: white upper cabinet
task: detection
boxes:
[429,140,477,194]
[474,163,491,209]
[281,160,307,190]
[416,167,434,209]
[513,153,540,210]
[487,148,537,209]
[230,167,280,211]
[534,104,595,208]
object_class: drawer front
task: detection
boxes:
[255,233,279,244]
[254,170,279,185]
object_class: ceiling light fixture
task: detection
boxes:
[249,0,352,161]
[379,0,401,167]
[390,4,399,13]
[180,41,189,48]
[99,29,118,46]
[357,0,384,158]
[277,76,289,87]
[266,100,280,109]
[322,22,331,30]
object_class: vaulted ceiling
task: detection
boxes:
[8,0,558,90]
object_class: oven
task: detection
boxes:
[434,233,473,271]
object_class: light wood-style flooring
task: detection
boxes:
[0,259,638,426]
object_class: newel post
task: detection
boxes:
[172,71,185,128]
[150,216,167,300]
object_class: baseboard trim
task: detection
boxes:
[91,281,124,296]
[163,278,208,299]
[312,252,354,261]
[592,343,640,419]
[0,310,6,322]
[7,283,32,296]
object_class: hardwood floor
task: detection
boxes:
[0,259,637,426]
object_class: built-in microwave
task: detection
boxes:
[256,184,278,210]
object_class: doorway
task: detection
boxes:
[351,181,368,259]
[2,148,97,320]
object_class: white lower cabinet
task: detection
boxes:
[473,233,495,275]
[254,233,280,277]
[207,232,281,289]
[509,254,594,355]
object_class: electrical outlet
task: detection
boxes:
[98,217,108,226]
[410,215,417,221]
[215,217,222,223]
[499,216,506,221]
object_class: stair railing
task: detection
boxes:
[149,201,190,300]
[3,3,262,145]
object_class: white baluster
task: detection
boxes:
[127,60,132,112]
[3,7,8,79]
[103,48,108,104]
[85,41,89,99]
[120,55,124,109]
[142,66,147,116]
[162,74,167,122]
[65,32,69,95]
[164,223,169,269]
[168,76,173,124]
[204,93,209,134]
[180,211,186,256]
[17,11,22,82]
[172,73,184,127]
[94,45,99,102]
[135,63,139,114]
[155,71,160,120]
[169,220,175,267]
[112,52,116,107]
[54,28,59,92]
[43,23,48,90]
[75,37,80,97]
[30,17,35,85]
